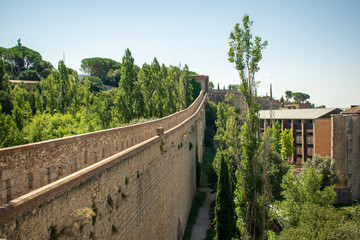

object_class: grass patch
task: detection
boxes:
[183,191,207,240]
[200,122,217,190]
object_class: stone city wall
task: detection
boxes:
[0,93,206,239]
[207,90,280,110]
[0,92,204,205]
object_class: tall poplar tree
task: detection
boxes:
[119,49,137,122]
[228,15,268,239]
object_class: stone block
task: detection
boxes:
[0,189,7,199]
[1,169,12,181]
[50,172,58,180]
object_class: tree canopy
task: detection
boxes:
[80,57,121,86]
[292,92,310,103]
[0,47,196,148]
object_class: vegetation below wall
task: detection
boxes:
[0,45,201,148]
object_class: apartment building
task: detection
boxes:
[332,106,360,203]
[259,108,342,163]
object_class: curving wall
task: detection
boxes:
[0,92,206,239]
[0,92,204,205]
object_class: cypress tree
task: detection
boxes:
[215,154,236,240]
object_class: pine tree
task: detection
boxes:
[215,154,236,240]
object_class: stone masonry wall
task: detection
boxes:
[0,92,204,205]
[332,114,360,202]
[0,94,206,239]
[207,90,280,110]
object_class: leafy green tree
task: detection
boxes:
[0,58,10,92]
[0,45,42,78]
[164,66,179,115]
[213,100,238,188]
[91,91,114,128]
[274,167,336,228]
[303,155,339,190]
[35,60,54,79]
[11,85,29,109]
[261,127,290,201]
[292,92,310,103]
[82,76,104,93]
[119,49,138,122]
[179,64,193,109]
[190,78,201,100]
[18,70,41,81]
[215,154,237,240]
[269,121,281,154]
[278,203,360,240]
[0,90,13,114]
[34,90,44,113]
[280,129,295,160]
[285,90,292,102]
[228,84,240,91]
[228,14,268,239]
[80,57,121,86]
[40,61,72,114]
[56,60,71,113]
[0,104,23,147]
[280,96,284,107]
[209,81,214,90]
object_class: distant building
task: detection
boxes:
[9,80,39,90]
[280,103,312,109]
[332,105,360,203]
[191,75,209,93]
[259,108,342,163]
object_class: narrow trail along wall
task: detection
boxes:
[0,92,206,239]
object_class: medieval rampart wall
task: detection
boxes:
[0,92,204,205]
[0,93,206,239]
[207,90,281,110]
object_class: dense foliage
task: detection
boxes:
[302,155,340,190]
[214,154,237,239]
[211,15,355,240]
[0,45,53,80]
[284,90,311,104]
[0,46,197,148]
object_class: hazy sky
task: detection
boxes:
[1,0,359,108]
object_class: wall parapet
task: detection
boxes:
[0,91,204,205]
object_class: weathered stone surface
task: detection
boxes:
[0,92,205,205]
[207,89,280,110]
[0,92,206,239]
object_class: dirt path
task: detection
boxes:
[190,188,216,240]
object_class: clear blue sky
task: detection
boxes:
[1,0,359,108]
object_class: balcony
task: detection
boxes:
[296,147,303,155]
[307,147,313,156]
[304,123,313,133]
[306,136,313,145]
